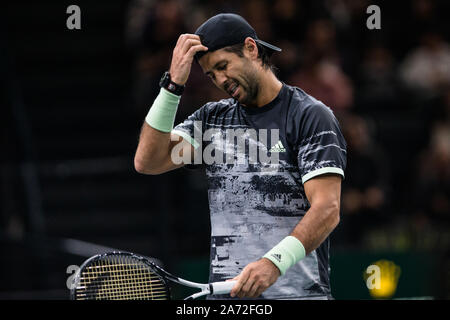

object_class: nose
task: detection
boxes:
[215,72,228,89]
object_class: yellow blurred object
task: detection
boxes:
[364,259,401,299]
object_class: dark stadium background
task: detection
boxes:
[1,0,449,299]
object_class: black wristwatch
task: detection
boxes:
[159,71,184,96]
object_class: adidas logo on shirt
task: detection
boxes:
[269,140,286,153]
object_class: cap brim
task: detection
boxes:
[255,39,282,52]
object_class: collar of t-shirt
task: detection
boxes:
[239,82,288,115]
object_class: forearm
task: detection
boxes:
[232,202,340,298]
[261,200,339,278]
[134,84,183,174]
[291,201,340,255]
[134,123,173,174]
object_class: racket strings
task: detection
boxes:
[74,255,169,300]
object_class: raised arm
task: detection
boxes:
[134,34,207,175]
[134,126,192,175]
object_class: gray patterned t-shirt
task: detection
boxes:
[172,83,347,299]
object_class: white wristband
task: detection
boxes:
[263,236,306,276]
[145,88,181,133]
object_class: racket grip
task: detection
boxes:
[210,280,237,295]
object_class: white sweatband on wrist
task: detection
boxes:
[263,236,306,276]
[145,88,181,133]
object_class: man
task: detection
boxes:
[134,13,346,300]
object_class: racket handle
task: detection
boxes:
[210,280,237,295]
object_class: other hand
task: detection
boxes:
[229,258,280,298]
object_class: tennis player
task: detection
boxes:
[134,13,347,300]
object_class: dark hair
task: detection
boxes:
[223,41,277,73]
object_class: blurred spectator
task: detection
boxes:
[399,30,450,98]
[405,104,450,254]
[355,43,399,113]
[412,120,450,228]
[289,19,354,114]
[126,0,188,117]
[289,57,354,114]
[241,0,273,42]
[324,0,373,77]
[302,18,341,63]
[271,0,307,43]
[401,0,440,53]
[334,113,391,246]
[271,40,302,80]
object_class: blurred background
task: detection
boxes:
[1,0,449,299]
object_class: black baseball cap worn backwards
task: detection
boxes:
[194,13,282,61]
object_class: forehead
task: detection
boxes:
[198,48,240,73]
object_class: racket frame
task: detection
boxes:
[70,251,230,300]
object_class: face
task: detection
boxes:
[198,47,261,106]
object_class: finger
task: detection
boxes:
[254,287,265,298]
[186,44,209,58]
[177,33,201,47]
[255,280,271,298]
[177,33,198,44]
[239,274,255,298]
[229,275,243,298]
[182,38,203,54]
[247,281,261,298]
[182,39,202,53]
[230,270,249,298]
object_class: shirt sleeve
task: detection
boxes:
[296,102,347,184]
[171,106,206,150]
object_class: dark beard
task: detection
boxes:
[236,69,260,107]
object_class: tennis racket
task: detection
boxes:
[70,251,236,300]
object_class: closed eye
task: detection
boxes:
[216,63,227,71]
[205,60,228,80]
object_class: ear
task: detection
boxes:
[243,37,259,60]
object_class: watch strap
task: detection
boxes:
[160,72,184,95]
